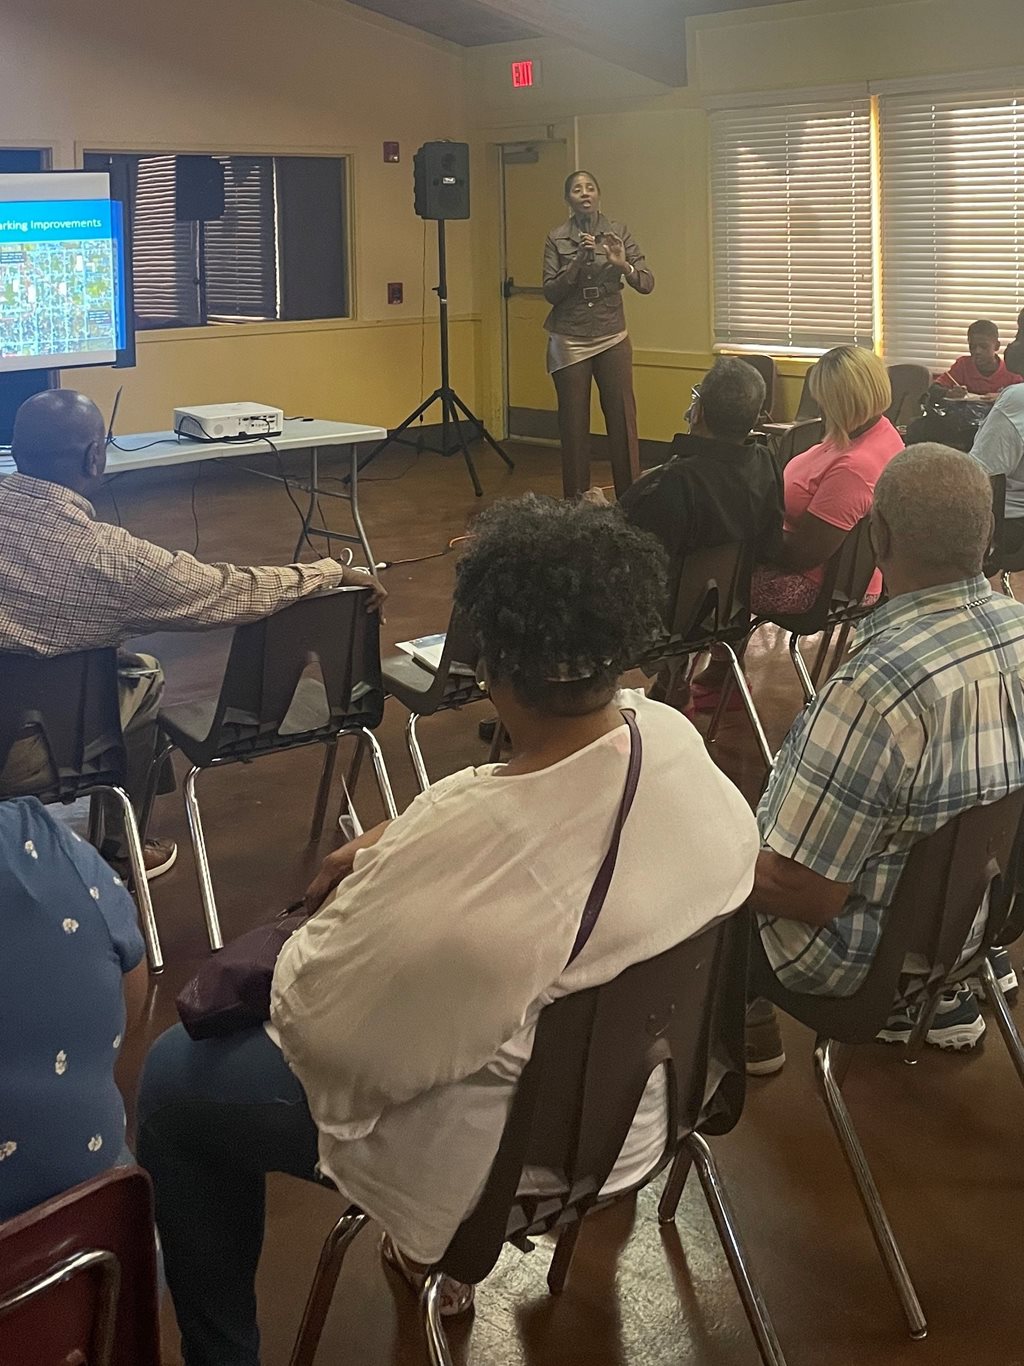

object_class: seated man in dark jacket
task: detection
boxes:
[618,357,783,580]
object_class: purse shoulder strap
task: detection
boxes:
[565,709,643,969]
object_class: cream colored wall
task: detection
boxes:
[469,0,1024,434]
[2,0,479,430]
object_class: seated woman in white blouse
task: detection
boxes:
[137,495,758,1366]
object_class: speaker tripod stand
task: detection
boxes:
[357,220,514,497]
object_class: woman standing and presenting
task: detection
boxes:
[543,171,654,499]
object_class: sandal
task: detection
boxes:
[380,1232,476,1317]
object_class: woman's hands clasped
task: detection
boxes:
[305,820,392,912]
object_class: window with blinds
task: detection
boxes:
[84,151,349,330]
[711,101,875,355]
[880,90,1024,369]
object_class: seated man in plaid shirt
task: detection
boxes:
[745,444,1024,1073]
[0,389,385,878]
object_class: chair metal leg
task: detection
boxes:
[183,765,224,952]
[103,784,164,974]
[810,626,835,687]
[488,721,508,763]
[706,627,756,745]
[422,1271,456,1366]
[979,956,1024,1087]
[813,1038,927,1339]
[289,1208,369,1366]
[686,1132,789,1366]
[721,642,774,771]
[903,983,944,1066]
[139,739,175,844]
[657,1145,694,1225]
[547,1219,583,1295]
[357,727,398,819]
[310,738,339,842]
[788,634,817,704]
[1002,570,1016,600]
[87,792,103,848]
[826,623,853,682]
[406,713,431,793]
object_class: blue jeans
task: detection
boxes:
[137,1024,320,1366]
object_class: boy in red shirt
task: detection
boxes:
[934,319,1023,397]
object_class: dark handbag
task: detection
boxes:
[175,710,642,1040]
[176,901,311,1040]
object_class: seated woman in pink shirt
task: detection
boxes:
[750,346,903,616]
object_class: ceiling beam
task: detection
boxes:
[469,0,688,86]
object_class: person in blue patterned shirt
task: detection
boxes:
[746,444,1024,1072]
[0,797,147,1221]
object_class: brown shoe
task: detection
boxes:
[745,1000,786,1077]
[108,839,178,883]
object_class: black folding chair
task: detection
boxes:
[885,363,931,432]
[640,540,774,769]
[290,910,787,1366]
[984,474,1024,597]
[158,587,396,951]
[764,516,880,705]
[381,609,485,791]
[0,648,162,972]
[762,365,821,453]
[750,788,1024,1341]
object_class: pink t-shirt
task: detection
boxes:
[783,416,903,593]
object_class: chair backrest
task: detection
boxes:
[886,363,932,429]
[775,417,824,469]
[777,516,879,634]
[0,649,127,802]
[414,607,481,711]
[985,474,1008,576]
[741,354,777,417]
[644,541,756,670]
[0,1166,160,1366]
[795,365,821,420]
[439,911,749,1285]
[753,789,1024,1043]
[198,587,386,758]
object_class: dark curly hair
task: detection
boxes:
[454,494,667,715]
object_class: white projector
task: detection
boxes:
[173,402,284,441]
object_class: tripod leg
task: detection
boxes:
[447,392,483,497]
[451,392,516,472]
[352,391,442,479]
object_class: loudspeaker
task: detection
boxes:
[176,155,226,222]
[414,141,470,221]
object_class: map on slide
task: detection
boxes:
[0,199,121,365]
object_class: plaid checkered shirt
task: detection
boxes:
[758,575,1024,996]
[0,473,347,656]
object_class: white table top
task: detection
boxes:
[102,417,387,474]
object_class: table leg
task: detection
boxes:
[349,444,377,570]
[294,448,320,561]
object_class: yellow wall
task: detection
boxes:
[468,0,1024,435]
[3,0,480,430]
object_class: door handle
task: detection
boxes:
[503,277,546,300]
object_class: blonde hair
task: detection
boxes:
[809,347,892,449]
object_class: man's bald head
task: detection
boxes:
[13,389,107,490]
[872,443,994,589]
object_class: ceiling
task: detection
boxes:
[344,0,798,83]
[346,0,540,45]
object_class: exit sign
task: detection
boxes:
[511,59,537,89]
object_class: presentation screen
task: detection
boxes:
[0,170,129,374]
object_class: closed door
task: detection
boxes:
[502,140,570,441]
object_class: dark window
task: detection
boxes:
[83,152,349,330]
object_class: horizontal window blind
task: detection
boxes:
[131,156,201,327]
[204,156,278,323]
[881,91,1024,370]
[711,101,875,354]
